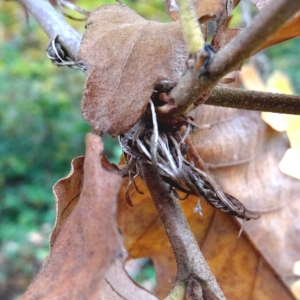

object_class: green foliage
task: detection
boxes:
[266,38,300,93]
[76,0,169,22]
[135,260,156,288]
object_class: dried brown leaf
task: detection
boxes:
[261,12,300,50]
[165,0,240,23]
[118,177,175,298]
[212,27,242,51]
[249,2,300,50]
[117,179,295,299]
[77,4,187,136]
[102,258,159,300]
[210,15,242,52]
[22,134,123,300]
[50,156,84,247]
[23,134,159,300]
[117,106,299,299]
[188,105,300,283]
[211,4,300,53]
[194,0,232,24]
[164,0,180,21]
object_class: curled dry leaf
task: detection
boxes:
[103,257,159,300]
[211,23,242,51]
[194,0,238,24]
[262,12,300,49]
[246,1,300,49]
[50,156,84,247]
[212,3,300,53]
[164,0,180,21]
[165,0,240,23]
[23,134,157,300]
[77,4,187,137]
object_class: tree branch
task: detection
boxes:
[171,0,300,115]
[206,86,300,114]
[18,0,300,116]
[138,161,226,300]
[18,0,81,60]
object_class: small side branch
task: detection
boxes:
[18,0,82,60]
[138,161,226,300]
[171,0,300,115]
[206,86,300,115]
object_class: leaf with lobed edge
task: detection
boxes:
[22,134,157,300]
[188,104,300,289]
[117,174,296,299]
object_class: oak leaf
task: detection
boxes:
[212,3,300,53]
[22,134,157,300]
[50,156,84,247]
[188,105,300,282]
[117,105,300,299]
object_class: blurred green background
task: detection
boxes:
[0,1,166,298]
[0,0,299,299]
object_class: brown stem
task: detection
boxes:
[171,0,300,115]
[18,0,81,60]
[138,161,226,300]
[206,86,300,114]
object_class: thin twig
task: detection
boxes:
[138,161,226,300]
[18,0,81,60]
[205,86,300,115]
[170,0,300,115]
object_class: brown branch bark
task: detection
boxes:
[206,86,300,114]
[18,0,81,60]
[138,161,226,300]
[171,0,300,115]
